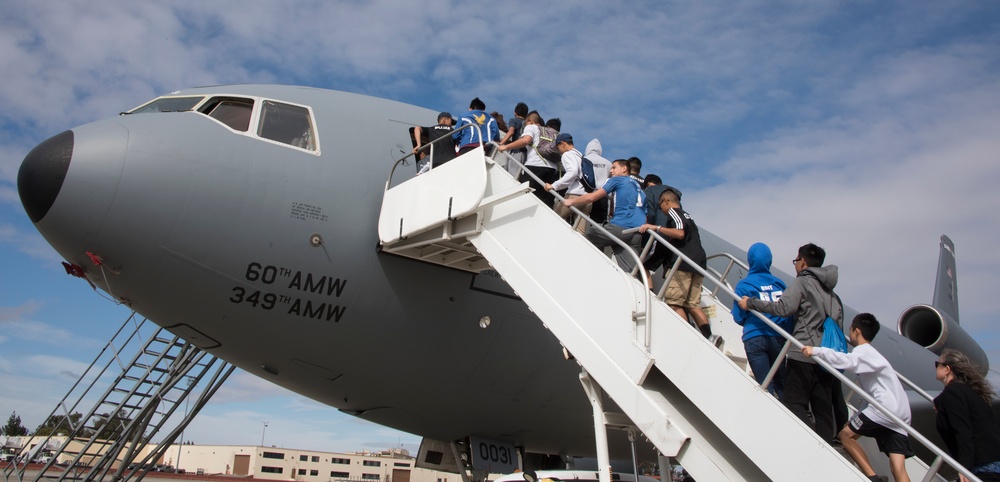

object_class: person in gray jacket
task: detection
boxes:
[583,139,613,226]
[738,242,845,444]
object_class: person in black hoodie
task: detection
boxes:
[934,348,1000,481]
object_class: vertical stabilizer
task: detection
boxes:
[933,235,960,323]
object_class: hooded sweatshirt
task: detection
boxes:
[745,263,842,364]
[732,243,794,341]
[584,139,612,186]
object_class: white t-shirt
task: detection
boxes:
[520,125,557,170]
[811,344,912,434]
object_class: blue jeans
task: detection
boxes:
[744,335,786,399]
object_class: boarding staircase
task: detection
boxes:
[2,314,235,482]
[379,141,967,481]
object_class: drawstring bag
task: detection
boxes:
[820,292,848,353]
[821,316,848,352]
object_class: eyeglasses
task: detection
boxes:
[935,361,947,369]
[792,258,802,263]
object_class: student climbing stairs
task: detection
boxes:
[378,137,965,482]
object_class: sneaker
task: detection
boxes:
[708,334,724,350]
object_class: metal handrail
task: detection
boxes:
[731,290,972,478]
[631,229,975,480]
[485,147,653,346]
[382,131,970,480]
[703,251,945,399]
[705,252,747,297]
[385,122,485,192]
[385,136,655,348]
[702,252,940,404]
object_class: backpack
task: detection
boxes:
[579,157,597,192]
[509,118,524,145]
[534,126,561,164]
[819,292,847,353]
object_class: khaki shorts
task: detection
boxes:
[554,194,593,233]
[665,271,703,309]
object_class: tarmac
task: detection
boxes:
[2,464,252,482]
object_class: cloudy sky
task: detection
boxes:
[2,0,999,454]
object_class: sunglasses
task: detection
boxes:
[935,361,947,369]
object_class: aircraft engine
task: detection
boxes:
[898,304,989,374]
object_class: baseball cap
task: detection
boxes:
[438,111,453,122]
[555,133,573,144]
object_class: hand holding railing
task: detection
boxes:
[384,134,972,480]
[486,146,653,334]
[632,227,977,481]
[386,122,485,192]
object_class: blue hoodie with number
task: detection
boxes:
[732,243,794,341]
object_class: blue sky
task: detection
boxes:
[2,1,1000,453]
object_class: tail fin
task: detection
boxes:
[932,235,960,323]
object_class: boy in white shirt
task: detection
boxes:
[545,133,590,227]
[803,313,913,482]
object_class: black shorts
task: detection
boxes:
[849,412,914,457]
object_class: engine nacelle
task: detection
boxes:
[898,304,989,374]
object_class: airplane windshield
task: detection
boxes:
[258,100,317,151]
[125,93,318,153]
[200,97,255,132]
[128,96,204,114]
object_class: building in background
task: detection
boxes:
[163,445,456,482]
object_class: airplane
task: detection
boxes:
[15,84,992,479]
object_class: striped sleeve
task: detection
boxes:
[667,208,685,230]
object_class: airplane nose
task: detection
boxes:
[18,120,128,259]
[18,130,74,223]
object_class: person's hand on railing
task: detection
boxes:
[736,296,750,310]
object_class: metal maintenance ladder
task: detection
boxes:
[377,146,875,481]
[2,313,235,482]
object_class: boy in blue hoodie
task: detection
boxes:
[732,242,794,398]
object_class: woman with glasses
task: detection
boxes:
[934,349,1000,481]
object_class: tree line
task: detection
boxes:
[2,410,131,440]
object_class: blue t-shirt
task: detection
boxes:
[602,176,646,228]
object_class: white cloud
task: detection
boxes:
[210,370,299,404]
[0,300,40,323]
[1,0,999,456]
[0,302,80,347]
[694,44,1000,361]
[0,224,64,263]
[0,360,92,430]
[22,354,91,380]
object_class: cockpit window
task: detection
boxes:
[200,97,255,132]
[128,96,204,114]
[257,100,317,151]
[125,93,318,153]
